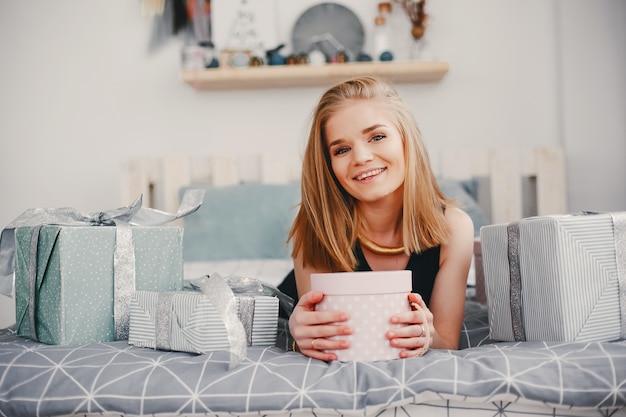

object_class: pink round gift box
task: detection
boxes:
[311,270,412,361]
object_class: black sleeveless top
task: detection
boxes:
[354,242,440,306]
[277,243,441,311]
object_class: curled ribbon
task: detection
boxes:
[0,189,206,341]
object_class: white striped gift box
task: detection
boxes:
[480,212,626,342]
[128,291,278,353]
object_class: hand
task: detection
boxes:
[288,291,352,361]
[386,293,434,358]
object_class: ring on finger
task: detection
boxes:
[419,324,425,337]
[311,338,318,350]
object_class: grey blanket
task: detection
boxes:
[0,306,624,417]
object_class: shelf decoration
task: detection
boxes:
[393,0,431,59]
[393,0,428,40]
[173,0,448,91]
[180,60,449,90]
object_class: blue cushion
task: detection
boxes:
[180,178,487,262]
[180,183,300,261]
[437,178,488,236]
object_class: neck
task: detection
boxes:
[356,204,404,255]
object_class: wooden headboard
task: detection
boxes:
[122,147,567,225]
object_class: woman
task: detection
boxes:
[282,76,474,361]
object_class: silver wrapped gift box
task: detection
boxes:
[128,290,279,354]
[480,212,625,342]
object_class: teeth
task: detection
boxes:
[355,168,384,181]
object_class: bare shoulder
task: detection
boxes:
[445,206,474,236]
[441,206,475,259]
[439,206,474,272]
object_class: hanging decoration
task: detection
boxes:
[141,0,211,38]
[393,0,427,40]
[169,0,211,38]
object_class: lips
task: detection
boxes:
[354,168,386,181]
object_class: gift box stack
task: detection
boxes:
[480,212,625,343]
[2,191,281,355]
[2,193,204,346]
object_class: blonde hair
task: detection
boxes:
[288,76,451,271]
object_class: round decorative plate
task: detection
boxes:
[292,2,365,61]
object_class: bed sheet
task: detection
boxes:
[2,260,624,417]
[1,326,624,417]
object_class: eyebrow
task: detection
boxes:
[362,124,385,135]
[327,124,387,149]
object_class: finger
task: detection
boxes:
[299,338,350,359]
[389,335,428,350]
[292,310,351,328]
[307,337,350,352]
[390,308,431,326]
[399,344,429,358]
[295,291,325,311]
[408,292,423,304]
[408,293,427,311]
[387,323,424,339]
[391,319,434,345]
[304,323,353,340]
[293,292,350,324]
[300,349,338,361]
[392,336,426,350]
[289,315,353,345]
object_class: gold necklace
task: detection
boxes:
[358,235,405,256]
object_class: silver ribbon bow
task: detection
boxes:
[1,189,206,341]
[189,274,248,368]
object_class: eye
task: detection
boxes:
[370,134,385,142]
[333,146,350,156]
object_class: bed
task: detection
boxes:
[2,147,625,417]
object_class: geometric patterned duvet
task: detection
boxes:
[1,324,625,417]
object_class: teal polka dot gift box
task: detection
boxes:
[14,225,184,345]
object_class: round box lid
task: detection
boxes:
[311,270,411,295]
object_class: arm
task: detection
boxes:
[288,252,352,360]
[429,207,474,349]
[387,207,474,354]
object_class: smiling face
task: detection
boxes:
[325,98,406,204]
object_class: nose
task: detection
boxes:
[351,142,373,164]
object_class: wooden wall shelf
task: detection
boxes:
[180,60,449,91]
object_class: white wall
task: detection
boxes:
[557,0,626,212]
[0,0,624,327]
